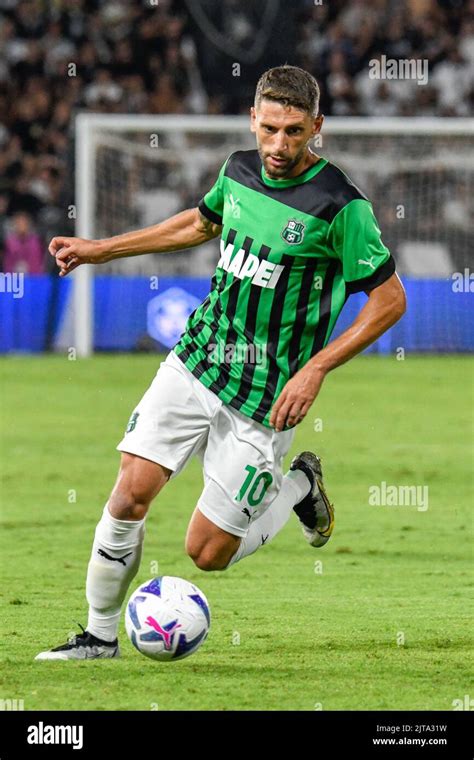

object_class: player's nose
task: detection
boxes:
[272,131,288,153]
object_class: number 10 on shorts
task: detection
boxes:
[235,465,273,507]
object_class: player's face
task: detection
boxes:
[251,100,323,179]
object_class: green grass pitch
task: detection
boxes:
[0,354,472,711]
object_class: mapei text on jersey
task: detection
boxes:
[217,238,284,289]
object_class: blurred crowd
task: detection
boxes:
[0,0,473,273]
[299,0,473,118]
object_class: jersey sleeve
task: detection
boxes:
[197,155,231,226]
[328,199,396,294]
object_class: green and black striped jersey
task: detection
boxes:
[174,149,395,428]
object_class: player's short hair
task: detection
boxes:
[254,65,320,117]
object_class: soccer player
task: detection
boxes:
[36,66,406,660]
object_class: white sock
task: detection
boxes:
[285,468,312,503]
[86,504,146,642]
[227,470,310,567]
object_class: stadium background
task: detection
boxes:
[0,0,473,714]
[1,0,473,353]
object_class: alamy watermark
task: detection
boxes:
[452,268,473,292]
[27,722,83,750]
[452,694,474,710]
[369,55,428,86]
[0,272,24,298]
[369,481,429,512]
[0,698,24,710]
[208,341,267,367]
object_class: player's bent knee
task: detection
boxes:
[108,492,149,521]
[186,539,238,572]
[185,509,240,570]
[190,550,229,572]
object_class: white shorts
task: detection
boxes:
[116,351,295,538]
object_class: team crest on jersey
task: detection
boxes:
[281,219,305,245]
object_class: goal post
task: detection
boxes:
[74,114,96,358]
[74,114,474,356]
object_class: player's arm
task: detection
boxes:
[49,207,222,277]
[270,273,406,431]
[311,272,406,372]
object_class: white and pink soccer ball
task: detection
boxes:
[125,576,210,661]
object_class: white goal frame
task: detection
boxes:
[74,114,474,356]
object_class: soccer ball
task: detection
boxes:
[125,576,210,661]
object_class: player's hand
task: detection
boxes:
[270,364,326,432]
[48,236,108,277]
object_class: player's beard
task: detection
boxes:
[257,143,307,179]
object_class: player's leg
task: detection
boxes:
[35,351,213,660]
[186,463,307,570]
[185,403,299,570]
[186,404,335,571]
[228,452,335,566]
[85,452,170,645]
[35,452,170,660]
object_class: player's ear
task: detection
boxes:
[250,106,257,133]
[313,114,324,136]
